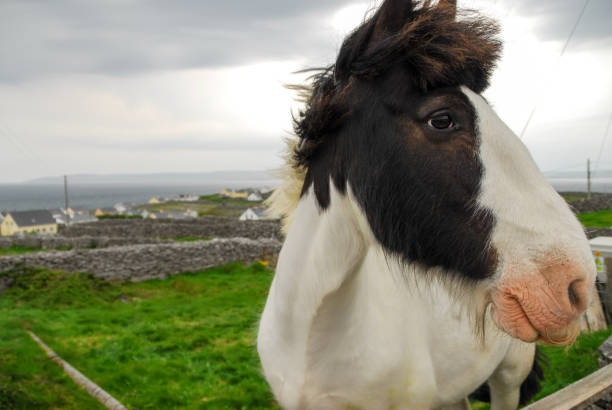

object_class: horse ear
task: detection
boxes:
[437,0,457,20]
[372,0,416,38]
[335,0,416,80]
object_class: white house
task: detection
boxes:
[239,207,269,221]
[48,208,69,224]
[70,213,98,224]
[66,208,89,217]
[247,192,263,202]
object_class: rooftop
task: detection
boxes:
[7,210,56,227]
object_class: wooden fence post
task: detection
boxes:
[605,257,612,324]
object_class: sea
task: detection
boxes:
[0,181,277,212]
[0,177,610,212]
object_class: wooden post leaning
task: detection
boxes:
[27,330,128,410]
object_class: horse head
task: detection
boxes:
[274,0,594,346]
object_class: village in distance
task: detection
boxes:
[0,187,277,237]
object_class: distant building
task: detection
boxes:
[95,207,117,217]
[0,210,58,236]
[247,192,263,202]
[220,189,249,199]
[149,197,162,204]
[66,208,89,217]
[48,208,66,225]
[239,207,270,221]
[175,194,198,202]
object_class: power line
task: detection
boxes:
[542,160,611,175]
[519,0,590,139]
[0,123,32,160]
[0,120,54,178]
[541,162,589,174]
[593,112,612,177]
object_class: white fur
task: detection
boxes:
[463,87,595,281]
[258,88,593,409]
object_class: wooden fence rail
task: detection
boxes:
[523,364,612,410]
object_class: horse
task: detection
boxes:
[257,1,596,408]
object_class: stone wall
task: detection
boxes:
[0,238,281,282]
[0,235,165,250]
[586,228,612,239]
[569,194,612,214]
[0,217,282,251]
[58,217,282,241]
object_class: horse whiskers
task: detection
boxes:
[539,323,580,347]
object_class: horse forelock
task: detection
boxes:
[271,1,502,235]
[292,0,501,168]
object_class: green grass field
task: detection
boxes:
[0,263,277,409]
[0,264,610,409]
[577,209,612,227]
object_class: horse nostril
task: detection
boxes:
[568,280,581,309]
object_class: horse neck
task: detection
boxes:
[272,182,370,323]
[260,182,456,407]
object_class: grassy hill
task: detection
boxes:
[139,193,269,218]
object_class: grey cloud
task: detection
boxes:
[504,0,612,48]
[2,0,611,83]
[0,0,353,82]
[62,136,282,151]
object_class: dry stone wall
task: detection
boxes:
[569,194,612,214]
[587,228,612,239]
[0,235,164,250]
[0,217,282,251]
[59,217,282,241]
[0,238,281,282]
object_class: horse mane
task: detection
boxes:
[268,0,501,234]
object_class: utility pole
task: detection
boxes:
[64,175,71,225]
[587,158,591,200]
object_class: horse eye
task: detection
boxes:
[427,114,455,130]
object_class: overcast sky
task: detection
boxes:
[0,0,611,183]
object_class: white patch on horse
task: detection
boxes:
[465,87,596,345]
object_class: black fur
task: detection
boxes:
[469,347,547,406]
[293,0,501,168]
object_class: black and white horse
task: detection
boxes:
[258,1,596,408]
